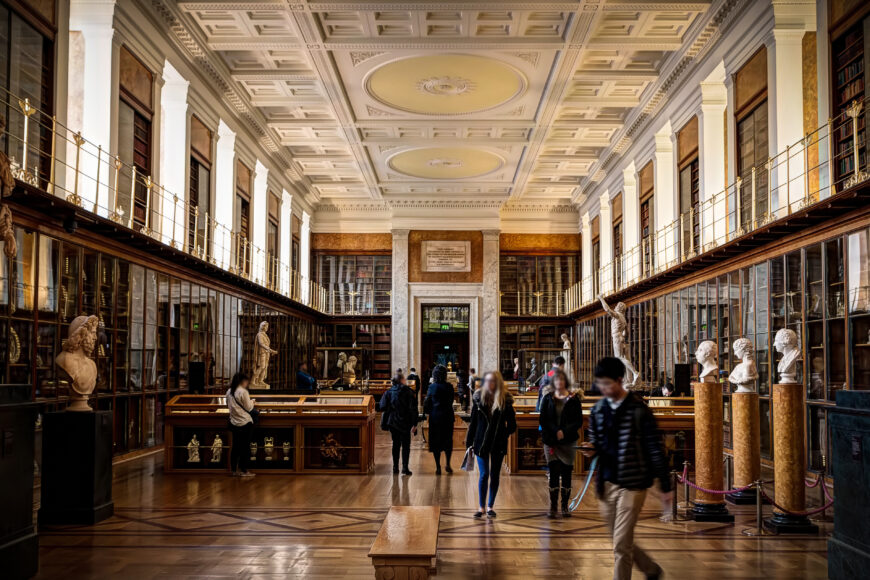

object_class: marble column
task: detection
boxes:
[214,120,236,269]
[764,383,818,533]
[654,122,676,268]
[481,230,500,372]
[252,160,269,284]
[300,211,311,302]
[691,381,734,522]
[158,61,189,248]
[581,212,592,303]
[727,392,760,504]
[391,229,410,372]
[700,62,728,248]
[598,192,613,294]
[279,190,292,295]
[622,163,639,284]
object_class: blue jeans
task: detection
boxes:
[476,452,505,509]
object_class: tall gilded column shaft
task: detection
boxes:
[690,381,734,522]
[764,383,818,533]
[727,392,760,504]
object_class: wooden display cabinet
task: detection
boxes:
[164,394,376,474]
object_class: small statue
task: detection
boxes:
[729,338,759,393]
[187,435,201,463]
[513,357,520,380]
[56,315,100,411]
[561,333,573,380]
[210,435,223,463]
[526,357,538,386]
[333,352,348,386]
[282,441,291,461]
[264,436,275,461]
[250,441,258,461]
[320,432,347,466]
[774,328,800,384]
[0,203,17,259]
[695,340,719,383]
[252,321,278,389]
[598,294,640,386]
[0,117,15,197]
[675,335,689,364]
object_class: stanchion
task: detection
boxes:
[742,481,773,536]
[677,460,691,510]
[811,465,833,523]
[671,471,678,521]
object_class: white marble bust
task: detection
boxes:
[56,315,99,411]
[729,338,759,393]
[695,340,719,383]
[774,328,801,384]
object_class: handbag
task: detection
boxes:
[249,407,260,425]
[460,447,475,472]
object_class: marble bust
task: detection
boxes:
[695,340,719,383]
[729,338,759,393]
[56,315,99,411]
[774,328,801,384]
[252,321,278,389]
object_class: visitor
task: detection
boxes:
[424,364,455,474]
[539,369,583,518]
[296,362,317,392]
[465,370,516,519]
[407,367,422,402]
[580,357,671,580]
[463,367,479,411]
[379,372,418,475]
[456,365,469,396]
[226,372,256,478]
[536,355,565,410]
[651,379,674,397]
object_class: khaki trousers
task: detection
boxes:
[599,482,660,580]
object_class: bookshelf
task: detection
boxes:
[833,19,868,185]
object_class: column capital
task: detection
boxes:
[581,212,591,228]
[70,0,117,29]
[481,229,500,242]
[772,0,816,30]
[655,124,674,152]
[391,228,410,240]
[599,191,611,208]
[622,163,637,187]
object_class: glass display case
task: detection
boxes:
[164,394,376,473]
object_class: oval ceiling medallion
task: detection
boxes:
[366,54,526,115]
[388,147,504,180]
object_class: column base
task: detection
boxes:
[763,512,819,534]
[0,528,38,580]
[726,489,768,505]
[690,502,734,523]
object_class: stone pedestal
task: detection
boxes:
[39,411,114,525]
[0,385,39,580]
[764,383,818,534]
[690,381,734,522]
[828,391,870,578]
[727,392,760,505]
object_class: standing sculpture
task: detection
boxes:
[696,340,719,383]
[774,328,800,384]
[513,357,520,380]
[210,435,223,463]
[526,357,539,387]
[343,355,358,386]
[598,295,640,387]
[0,203,17,259]
[252,321,278,389]
[729,338,759,393]
[187,435,201,463]
[56,315,100,411]
[561,333,573,381]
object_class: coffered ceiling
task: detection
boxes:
[174,0,713,209]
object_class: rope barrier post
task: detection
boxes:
[679,460,691,510]
[811,467,833,523]
[742,481,772,536]
[670,470,678,522]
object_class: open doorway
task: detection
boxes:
[420,305,470,383]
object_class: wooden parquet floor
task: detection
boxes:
[36,430,830,579]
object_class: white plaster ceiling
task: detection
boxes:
[176,0,711,210]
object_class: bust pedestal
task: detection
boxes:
[39,411,114,525]
[763,383,818,534]
[690,381,734,522]
[727,392,761,505]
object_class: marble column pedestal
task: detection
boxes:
[727,392,761,505]
[690,381,734,522]
[763,383,818,534]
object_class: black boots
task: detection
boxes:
[561,487,572,518]
[548,487,559,519]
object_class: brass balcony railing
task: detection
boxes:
[565,98,868,313]
[0,88,329,313]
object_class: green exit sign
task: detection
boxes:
[440,324,450,331]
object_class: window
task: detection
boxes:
[117,47,153,230]
[189,115,211,256]
[734,47,769,230]
[678,117,700,256]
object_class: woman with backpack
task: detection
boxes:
[379,372,418,475]
[226,372,257,478]
[465,370,516,519]
[539,369,583,518]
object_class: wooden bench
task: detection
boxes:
[368,506,440,579]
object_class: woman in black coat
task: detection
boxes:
[424,364,455,474]
[465,371,516,519]
[378,373,418,475]
[539,369,583,518]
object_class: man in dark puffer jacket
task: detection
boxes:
[581,357,671,580]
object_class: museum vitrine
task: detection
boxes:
[164,394,376,473]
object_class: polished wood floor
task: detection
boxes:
[37,429,830,579]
